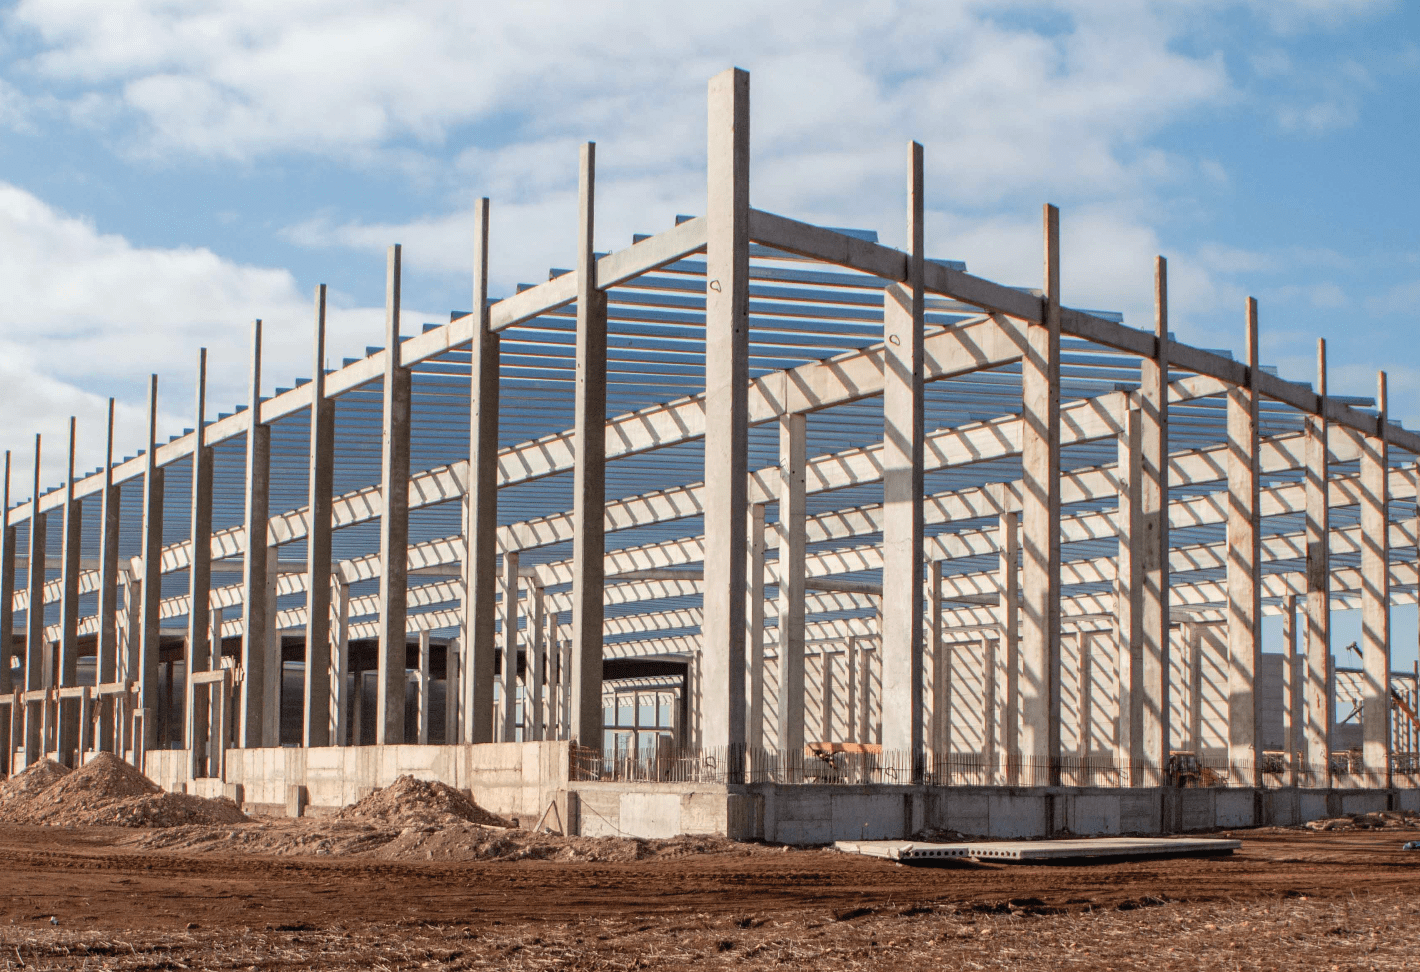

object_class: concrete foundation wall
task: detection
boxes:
[145,741,570,824]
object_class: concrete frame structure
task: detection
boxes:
[4,69,1420,840]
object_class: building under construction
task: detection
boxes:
[2,69,1418,841]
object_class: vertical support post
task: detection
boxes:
[845,635,858,744]
[58,418,82,765]
[304,286,335,747]
[417,629,431,745]
[820,649,835,742]
[997,508,1020,775]
[96,403,120,739]
[857,640,871,749]
[1227,298,1262,788]
[1361,371,1391,787]
[1304,339,1331,785]
[1115,402,1143,781]
[138,379,164,752]
[262,543,280,746]
[982,636,998,782]
[377,245,411,745]
[1187,623,1203,752]
[23,437,46,764]
[0,452,13,772]
[1284,594,1301,786]
[500,551,520,742]
[239,324,270,748]
[463,198,500,744]
[330,576,350,745]
[186,351,213,763]
[929,559,947,755]
[702,68,750,771]
[443,635,459,745]
[1021,204,1063,785]
[570,143,607,751]
[880,140,925,773]
[776,413,806,758]
[746,502,765,750]
[1079,632,1093,759]
[529,582,545,741]
[1141,257,1171,785]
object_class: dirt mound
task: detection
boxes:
[0,753,247,828]
[0,759,70,810]
[1304,811,1420,832]
[335,775,512,828]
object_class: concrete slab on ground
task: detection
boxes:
[834,836,1241,863]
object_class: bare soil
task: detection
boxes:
[0,823,1417,969]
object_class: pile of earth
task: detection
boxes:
[1303,810,1420,832]
[128,774,768,863]
[0,754,247,827]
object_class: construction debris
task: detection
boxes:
[0,755,246,828]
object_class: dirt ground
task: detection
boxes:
[0,825,1417,970]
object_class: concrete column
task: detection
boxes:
[1284,594,1301,786]
[570,143,607,751]
[1079,632,1093,758]
[1141,257,1171,782]
[746,502,765,750]
[1021,204,1062,784]
[443,635,459,745]
[1226,298,1262,787]
[138,378,164,752]
[351,668,364,746]
[1187,623,1203,752]
[500,551,519,742]
[845,635,858,744]
[982,636,997,782]
[929,559,947,755]
[996,509,1019,773]
[463,198,500,745]
[23,436,47,764]
[239,323,270,748]
[1361,371,1391,786]
[96,401,120,697]
[1115,401,1143,780]
[776,413,805,757]
[559,616,571,740]
[0,452,14,771]
[376,244,411,745]
[820,649,835,742]
[1304,338,1331,785]
[262,543,280,747]
[417,630,431,745]
[702,68,750,769]
[185,351,213,761]
[529,583,545,741]
[858,641,872,749]
[304,286,335,747]
[57,418,83,765]
[330,577,350,745]
[881,141,925,772]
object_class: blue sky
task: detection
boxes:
[0,0,1416,661]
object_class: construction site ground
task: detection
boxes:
[0,822,1416,970]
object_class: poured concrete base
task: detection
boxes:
[834,836,1241,863]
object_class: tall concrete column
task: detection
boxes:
[443,635,459,745]
[856,640,870,749]
[1226,298,1262,787]
[529,582,545,741]
[1079,632,1093,759]
[1284,594,1301,786]
[96,401,121,695]
[776,413,805,757]
[929,559,947,755]
[881,141,925,772]
[24,435,46,765]
[1187,623,1203,752]
[500,551,520,742]
[570,143,607,751]
[1021,204,1063,784]
[702,68,750,770]
[996,508,1019,775]
[376,244,411,745]
[262,542,280,746]
[1304,339,1331,785]
[417,630,431,745]
[304,286,335,747]
[239,324,271,748]
[463,198,500,744]
[58,418,83,765]
[745,503,765,750]
[0,452,14,771]
[331,577,350,745]
[1360,371,1391,786]
[1141,257,1171,783]
[820,649,835,742]
[1115,402,1143,781]
[185,351,213,761]
[982,636,997,782]
[845,635,858,744]
[138,378,164,751]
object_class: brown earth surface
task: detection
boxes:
[0,823,1417,969]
